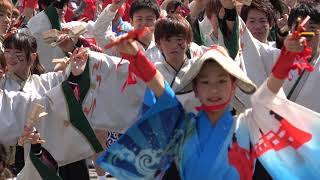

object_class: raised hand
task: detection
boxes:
[69,46,89,76]
[18,126,45,146]
[272,17,313,80]
[56,33,77,52]
[116,39,141,56]
[109,0,126,12]
[284,33,305,53]
[104,27,151,50]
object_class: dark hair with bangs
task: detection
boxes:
[129,0,160,20]
[3,33,45,75]
[154,14,193,44]
[240,0,275,26]
[288,1,320,28]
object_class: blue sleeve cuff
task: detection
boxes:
[141,81,179,119]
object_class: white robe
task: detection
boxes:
[283,55,320,112]
[27,11,95,72]
[72,44,204,135]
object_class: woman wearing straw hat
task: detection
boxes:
[96,29,320,179]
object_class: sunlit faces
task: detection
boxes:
[194,61,236,107]
[0,10,11,34]
[158,36,187,64]
[4,48,32,78]
[303,20,320,56]
[131,8,157,29]
[245,9,271,43]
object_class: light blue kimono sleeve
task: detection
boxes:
[96,81,192,180]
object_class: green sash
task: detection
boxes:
[61,61,103,153]
[29,151,62,180]
[44,5,62,30]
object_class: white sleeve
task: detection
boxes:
[0,89,42,145]
[258,41,281,74]
[82,51,146,133]
[93,5,119,56]
[246,80,320,178]
[36,71,66,91]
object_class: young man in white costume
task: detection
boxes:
[94,0,160,56]
[282,1,320,113]
[196,0,281,112]
[26,0,96,71]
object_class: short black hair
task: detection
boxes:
[129,0,160,20]
[240,0,275,26]
[154,14,193,44]
[53,0,69,9]
[288,1,320,28]
[166,0,183,13]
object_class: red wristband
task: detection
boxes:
[271,47,297,79]
[121,50,156,82]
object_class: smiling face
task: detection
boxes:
[4,47,32,79]
[194,61,236,108]
[245,9,271,43]
[131,8,157,30]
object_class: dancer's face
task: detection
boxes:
[194,62,236,107]
[158,35,187,64]
[246,9,271,43]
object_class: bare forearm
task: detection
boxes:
[267,74,285,94]
[145,71,165,98]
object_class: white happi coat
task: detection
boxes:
[147,44,204,113]
[93,5,157,57]
[283,55,320,113]
[27,11,95,72]
[0,52,137,178]
[0,71,94,179]
[72,44,204,135]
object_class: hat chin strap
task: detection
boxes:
[195,86,233,112]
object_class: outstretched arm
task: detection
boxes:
[267,33,310,94]
[116,40,165,97]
